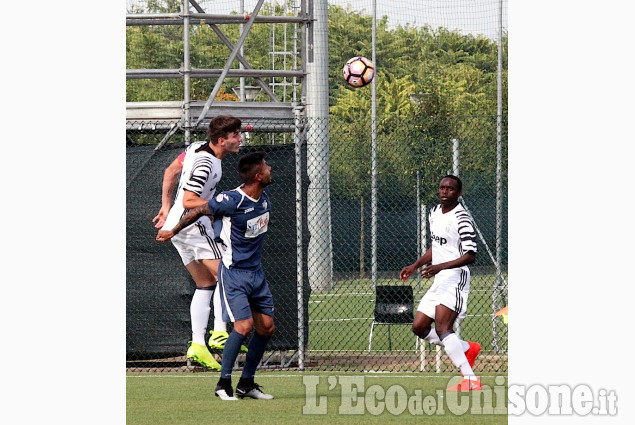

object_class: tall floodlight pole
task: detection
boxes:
[370,0,378,288]
[306,0,332,291]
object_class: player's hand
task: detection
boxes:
[399,265,416,282]
[152,207,170,229]
[420,264,442,279]
[156,230,174,242]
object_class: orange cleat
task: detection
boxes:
[464,340,481,368]
[447,377,482,391]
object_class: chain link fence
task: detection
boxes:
[126,111,508,373]
[126,0,507,375]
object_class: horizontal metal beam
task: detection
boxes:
[126,100,297,122]
[127,68,305,79]
[126,121,297,133]
[126,13,310,26]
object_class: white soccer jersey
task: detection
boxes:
[428,202,477,279]
[162,141,223,243]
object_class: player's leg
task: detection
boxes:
[236,311,275,400]
[215,265,252,400]
[424,275,481,369]
[434,274,481,370]
[183,260,221,371]
[185,260,216,343]
[413,286,443,345]
[201,258,228,345]
[434,304,480,390]
[412,311,442,344]
[413,305,478,362]
[176,235,220,346]
[202,256,246,352]
[215,316,252,401]
[235,267,275,399]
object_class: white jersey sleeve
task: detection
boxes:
[183,156,215,196]
[455,207,477,255]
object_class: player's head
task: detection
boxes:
[207,115,242,146]
[441,175,462,192]
[238,151,272,186]
[439,175,462,208]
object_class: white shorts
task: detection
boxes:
[416,268,470,319]
[170,220,224,265]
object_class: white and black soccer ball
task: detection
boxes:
[342,56,375,88]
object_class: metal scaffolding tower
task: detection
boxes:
[126,0,311,144]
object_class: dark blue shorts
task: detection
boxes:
[218,262,274,322]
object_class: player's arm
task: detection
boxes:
[156,203,212,242]
[420,251,476,278]
[399,248,432,281]
[183,190,210,209]
[181,157,216,209]
[152,154,184,228]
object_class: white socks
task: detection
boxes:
[424,327,442,345]
[425,327,470,351]
[191,286,228,344]
[190,288,213,345]
[212,286,227,333]
[441,332,476,377]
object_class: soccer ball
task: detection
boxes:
[342,56,375,88]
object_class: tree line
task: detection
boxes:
[127,0,508,203]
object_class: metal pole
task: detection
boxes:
[416,170,421,290]
[294,103,305,370]
[452,138,459,176]
[183,0,191,144]
[452,139,461,338]
[493,0,505,353]
[370,0,378,289]
[240,0,245,102]
[420,202,427,284]
[306,0,332,291]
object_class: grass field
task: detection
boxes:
[127,275,508,422]
[127,372,508,424]
[308,274,508,372]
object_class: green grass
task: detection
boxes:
[309,275,508,354]
[127,276,508,422]
[127,372,508,425]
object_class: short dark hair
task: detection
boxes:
[207,115,242,144]
[238,151,266,184]
[441,174,462,192]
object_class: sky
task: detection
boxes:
[127,0,508,40]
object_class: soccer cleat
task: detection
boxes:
[186,342,221,371]
[236,382,274,400]
[447,377,482,391]
[209,330,248,353]
[215,382,238,401]
[464,340,481,368]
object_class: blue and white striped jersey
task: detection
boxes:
[209,186,271,270]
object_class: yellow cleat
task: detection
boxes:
[186,342,221,370]
[209,330,248,353]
